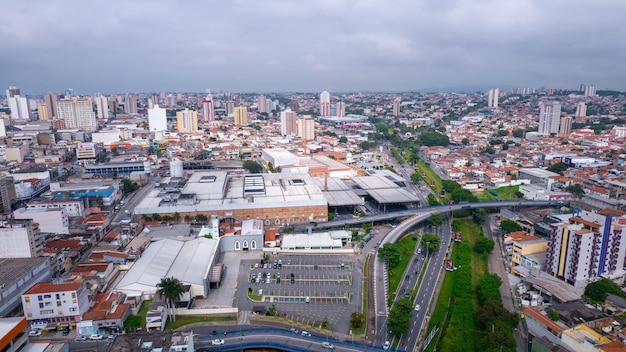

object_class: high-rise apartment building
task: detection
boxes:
[6,86,29,120]
[538,101,561,135]
[56,97,97,131]
[226,101,235,116]
[584,85,596,97]
[280,108,297,137]
[176,108,198,133]
[43,92,58,119]
[336,101,346,117]
[559,116,573,135]
[201,94,215,123]
[257,95,267,114]
[94,94,109,120]
[575,102,587,120]
[487,87,499,109]
[392,98,401,117]
[320,91,330,116]
[148,105,167,133]
[37,103,49,120]
[234,106,248,125]
[0,220,42,258]
[124,94,138,114]
[108,94,119,114]
[545,209,626,288]
[0,176,17,214]
[297,115,315,140]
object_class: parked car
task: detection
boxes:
[75,335,87,341]
[108,334,117,340]
[301,331,311,337]
[383,341,390,350]
[62,327,70,336]
[212,339,225,345]
[290,328,300,334]
[29,329,42,337]
[90,334,103,340]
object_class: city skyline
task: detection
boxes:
[1,0,625,94]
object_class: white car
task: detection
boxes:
[415,304,421,312]
[212,339,225,345]
[90,334,104,340]
[75,335,87,341]
[301,331,311,337]
[29,329,42,336]
[322,341,335,349]
[383,340,390,350]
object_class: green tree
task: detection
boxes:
[156,277,185,322]
[429,213,444,227]
[462,138,469,145]
[565,183,585,197]
[266,304,277,316]
[474,237,495,254]
[410,172,422,184]
[497,129,509,136]
[378,243,401,268]
[500,219,522,233]
[121,178,139,194]
[362,223,373,234]
[584,278,625,302]
[339,136,348,143]
[387,298,413,336]
[421,233,441,253]
[350,312,364,329]
[123,315,141,331]
[427,194,440,206]
[242,160,263,173]
[547,309,559,321]
[512,129,524,138]
[546,162,568,175]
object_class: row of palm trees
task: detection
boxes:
[156,277,184,322]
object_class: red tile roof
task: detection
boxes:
[25,279,84,294]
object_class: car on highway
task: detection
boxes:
[383,340,390,350]
[290,328,300,334]
[415,304,421,312]
[212,339,225,345]
[322,341,335,349]
[301,331,312,337]
[29,329,42,336]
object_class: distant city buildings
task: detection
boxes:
[575,102,587,121]
[234,106,248,125]
[538,101,561,135]
[124,94,138,114]
[6,86,30,120]
[94,94,109,120]
[336,101,346,117]
[201,94,215,123]
[393,98,401,117]
[297,115,315,140]
[559,116,573,135]
[320,91,330,116]
[580,84,596,97]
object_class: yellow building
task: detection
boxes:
[234,106,248,125]
[37,103,49,120]
[561,324,611,351]
[510,233,548,277]
[176,108,198,133]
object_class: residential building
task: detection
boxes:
[257,95,267,113]
[280,108,297,137]
[25,198,85,218]
[201,94,215,123]
[37,103,49,120]
[6,86,30,120]
[488,87,499,109]
[297,115,315,140]
[559,116,573,135]
[0,176,17,214]
[124,94,137,114]
[176,108,198,133]
[21,278,90,327]
[56,97,97,131]
[584,85,596,97]
[94,93,109,119]
[234,106,248,125]
[13,207,70,234]
[320,91,330,116]
[148,104,167,133]
[0,219,43,258]
[392,98,401,117]
[575,102,587,120]
[545,209,626,288]
[43,91,58,119]
[336,101,345,117]
[538,101,561,135]
[510,234,548,277]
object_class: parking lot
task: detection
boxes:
[236,254,362,334]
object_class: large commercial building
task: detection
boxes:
[176,108,198,133]
[538,101,562,135]
[134,171,328,226]
[0,257,52,317]
[545,209,626,288]
[56,97,97,131]
[0,219,43,258]
[234,106,248,125]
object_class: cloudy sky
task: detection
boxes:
[1,0,625,95]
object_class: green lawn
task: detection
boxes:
[387,235,420,305]
[476,185,520,201]
[416,159,443,196]
[137,299,152,327]
[454,220,488,288]
[423,266,454,352]
[165,315,236,330]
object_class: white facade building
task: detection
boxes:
[13,208,69,234]
[21,279,90,325]
[94,94,109,119]
[148,105,167,133]
[538,101,561,135]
